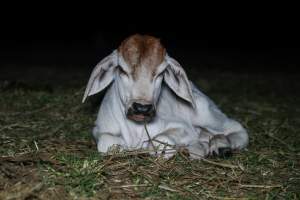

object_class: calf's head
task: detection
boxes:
[83,34,195,123]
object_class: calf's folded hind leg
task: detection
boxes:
[209,134,232,158]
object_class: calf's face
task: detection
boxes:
[116,35,167,122]
[82,34,195,123]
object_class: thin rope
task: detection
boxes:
[144,122,157,155]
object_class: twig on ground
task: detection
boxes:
[104,148,177,158]
[110,184,150,189]
[33,141,39,152]
[265,133,295,152]
[189,152,241,169]
[0,123,33,132]
[152,139,177,148]
[0,104,52,117]
[239,184,282,189]
[265,119,295,152]
[158,184,178,192]
[144,122,157,155]
[38,124,64,140]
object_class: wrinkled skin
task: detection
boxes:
[82,35,249,159]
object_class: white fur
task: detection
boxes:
[83,50,249,159]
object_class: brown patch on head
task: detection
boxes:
[118,34,166,79]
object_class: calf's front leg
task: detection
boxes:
[94,132,124,153]
[150,127,209,159]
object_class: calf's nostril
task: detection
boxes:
[132,102,153,114]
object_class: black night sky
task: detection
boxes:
[1,6,299,77]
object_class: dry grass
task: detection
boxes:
[0,70,299,199]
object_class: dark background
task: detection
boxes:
[1,5,299,84]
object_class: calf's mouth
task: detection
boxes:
[126,108,155,123]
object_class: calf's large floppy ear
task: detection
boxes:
[164,54,195,107]
[82,50,118,103]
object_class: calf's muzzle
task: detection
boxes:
[127,101,155,123]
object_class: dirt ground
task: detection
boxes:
[0,64,299,199]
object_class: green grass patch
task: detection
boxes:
[0,71,299,199]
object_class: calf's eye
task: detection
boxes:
[119,67,128,76]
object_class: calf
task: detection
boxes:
[82,34,248,159]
